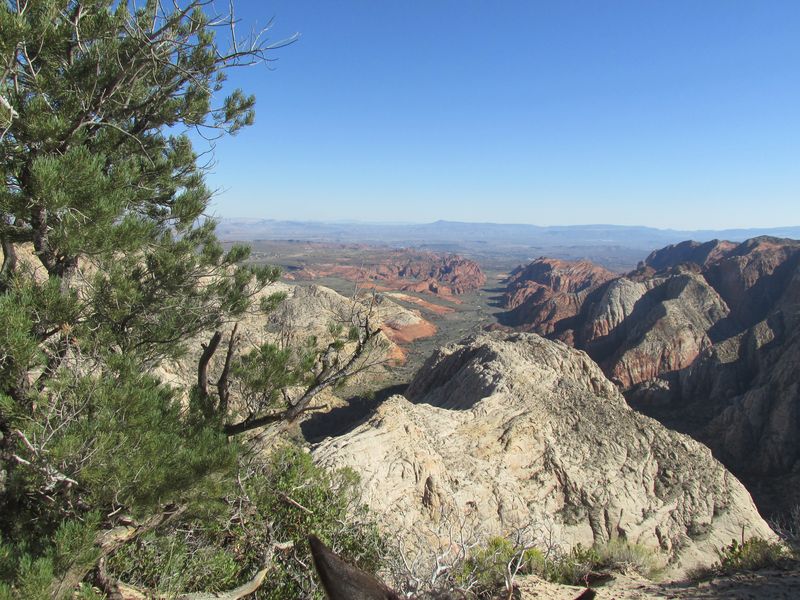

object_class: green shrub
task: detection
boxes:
[459,536,545,596]
[0,515,103,600]
[539,543,600,586]
[107,444,384,599]
[456,537,660,597]
[715,537,794,574]
[108,534,241,595]
[593,538,660,578]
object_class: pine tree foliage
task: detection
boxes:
[0,2,384,597]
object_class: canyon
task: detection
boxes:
[283,246,486,297]
[233,234,800,520]
[494,236,800,514]
[194,232,800,597]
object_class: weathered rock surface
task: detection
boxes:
[266,283,436,351]
[642,239,738,272]
[588,569,800,599]
[602,270,730,388]
[495,237,800,514]
[313,332,773,575]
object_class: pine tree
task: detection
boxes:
[0,3,383,598]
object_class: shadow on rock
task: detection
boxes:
[301,383,407,443]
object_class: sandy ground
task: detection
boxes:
[600,570,800,599]
[386,292,456,315]
[517,570,800,599]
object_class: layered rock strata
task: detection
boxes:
[496,237,800,513]
[294,250,486,297]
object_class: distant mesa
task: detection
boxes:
[495,235,800,514]
[289,248,486,297]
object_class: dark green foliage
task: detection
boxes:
[108,445,384,599]
[1,355,236,540]
[253,446,384,593]
[714,537,795,574]
[0,2,385,598]
[0,515,102,600]
[107,532,242,595]
[0,0,269,283]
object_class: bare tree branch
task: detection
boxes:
[50,504,188,599]
[217,322,239,414]
[197,330,222,408]
[95,557,269,600]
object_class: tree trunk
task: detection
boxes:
[197,330,222,417]
[0,234,17,286]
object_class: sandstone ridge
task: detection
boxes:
[313,332,773,575]
[500,258,616,336]
[495,236,800,513]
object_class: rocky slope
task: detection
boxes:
[313,332,774,575]
[642,239,738,272]
[265,283,437,351]
[291,249,486,296]
[495,237,800,513]
[158,282,436,393]
[499,258,616,335]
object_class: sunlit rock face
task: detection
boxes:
[500,258,616,334]
[313,332,774,576]
[496,236,800,513]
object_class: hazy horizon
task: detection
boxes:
[205,1,799,230]
[218,215,800,233]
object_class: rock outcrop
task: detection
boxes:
[641,239,738,272]
[158,282,435,391]
[313,332,773,574]
[261,283,438,367]
[266,283,434,346]
[602,269,730,388]
[495,237,800,513]
[500,259,616,335]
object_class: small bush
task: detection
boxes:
[108,534,240,595]
[539,543,600,586]
[459,536,545,596]
[593,538,661,578]
[107,444,384,599]
[715,537,794,574]
[456,537,659,597]
[536,540,659,586]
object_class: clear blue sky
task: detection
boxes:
[204,1,800,229]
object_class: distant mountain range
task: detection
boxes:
[218,218,800,251]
